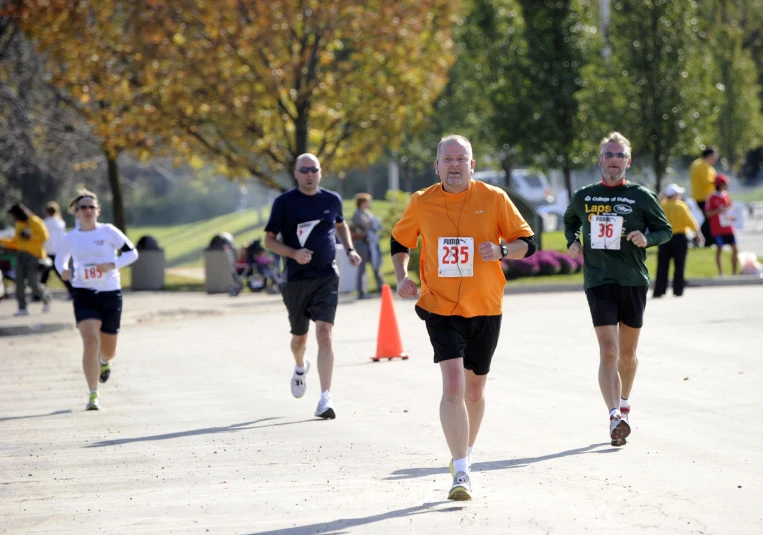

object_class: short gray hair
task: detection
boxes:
[599,131,632,158]
[437,135,473,160]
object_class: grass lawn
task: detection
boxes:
[49,199,732,292]
[734,187,763,203]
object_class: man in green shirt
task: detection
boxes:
[563,132,671,447]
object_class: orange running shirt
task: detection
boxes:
[392,179,533,317]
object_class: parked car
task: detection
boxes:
[472,169,554,207]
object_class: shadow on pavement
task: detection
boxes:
[385,442,611,480]
[85,417,321,448]
[248,501,457,535]
[0,409,73,422]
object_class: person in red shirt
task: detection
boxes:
[704,174,738,275]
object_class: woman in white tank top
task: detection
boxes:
[56,189,139,410]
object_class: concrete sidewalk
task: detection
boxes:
[1,286,762,533]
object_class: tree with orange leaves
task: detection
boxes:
[13,0,459,206]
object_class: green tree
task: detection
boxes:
[578,0,715,192]
[697,0,763,170]
[398,0,530,188]
[517,0,598,199]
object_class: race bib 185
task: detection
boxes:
[77,264,107,289]
[590,215,624,250]
[438,237,474,277]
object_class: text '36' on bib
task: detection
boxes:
[590,215,624,250]
[438,237,474,277]
[77,264,107,289]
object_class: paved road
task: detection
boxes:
[1,288,762,534]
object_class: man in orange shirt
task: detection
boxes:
[391,135,535,501]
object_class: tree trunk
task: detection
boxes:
[654,161,664,195]
[106,152,127,232]
[563,165,573,204]
[500,157,514,188]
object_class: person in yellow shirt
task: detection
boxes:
[391,135,535,501]
[689,147,717,247]
[4,203,51,316]
[653,185,701,298]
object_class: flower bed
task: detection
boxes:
[502,249,583,280]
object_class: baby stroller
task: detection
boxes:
[230,239,282,296]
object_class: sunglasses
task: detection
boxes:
[298,167,320,174]
[77,205,97,211]
[603,152,628,159]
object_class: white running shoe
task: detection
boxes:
[290,359,311,398]
[14,309,30,317]
[86,392,100,411]
[314,393,336,419]
[610,413,631,446]
[448,471,473,501]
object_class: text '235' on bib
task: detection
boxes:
[438,237,474,277]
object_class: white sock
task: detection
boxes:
[609,408,621,419]
[90,390,98,396]
[321,390,331,399]
[295,364,306,374]
[453,457,469,475]
[620,397,630,410]
[99,355,108,366]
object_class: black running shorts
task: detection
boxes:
[415,305,502,376]
[281,274,339,335]
[585,283,647,329]
[72,288,123,334]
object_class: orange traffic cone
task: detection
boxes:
[371,284,409,361]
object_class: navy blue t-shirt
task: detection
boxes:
[264,187,344,281]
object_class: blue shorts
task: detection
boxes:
[714,234,736,247]
[72,288,123,334]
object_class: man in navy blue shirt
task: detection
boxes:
[265,153,361,419]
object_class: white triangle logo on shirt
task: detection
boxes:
[297,220,320,247]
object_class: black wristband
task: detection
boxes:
[346,247,355,256]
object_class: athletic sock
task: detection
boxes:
[294,364,306,375]
[609,408,621,419]
[620,397,630,410]
[99,355,108,366]
[453,457,469,476]
[90,390,98,395]
[321,390,331,400]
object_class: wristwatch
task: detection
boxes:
[500,244,508,258]
[346,247,355,256]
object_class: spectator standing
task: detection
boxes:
[41,201,75,298]
[690,147,718,247]
[705,174,738,276]
[653,184,701,298]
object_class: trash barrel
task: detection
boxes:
[335,242,358,294]
[131,235,166,291]
[204,233,236,294]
